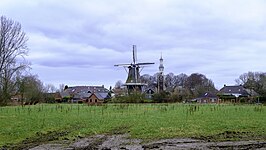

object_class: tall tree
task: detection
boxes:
[185,73,216,97]
[165,73,175,89]
[0,16,29,105]
[140,74,156,87]
[44,84,57,93]
[58,84,65,92]
[236,72,266,97]
[235,72,260,86]
[17,74,43,104]
[174,73,188,87]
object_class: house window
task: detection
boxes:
[95,99,97,103]
[90,99,92,102]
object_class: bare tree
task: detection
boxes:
[115,80,123,89]
[140,74,156,87]
[0,16,29,105]
[44,83,57,93]
[59,83,65,92]
[175,73,188,87]
[236,72,266,97]
[165,73,175,89]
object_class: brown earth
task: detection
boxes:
[2,132,266,150]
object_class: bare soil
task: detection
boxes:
[2,133,266,150]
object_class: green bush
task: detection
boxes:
[152,91,170,103]
[112,92,146,103]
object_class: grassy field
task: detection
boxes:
[0,103,265,146]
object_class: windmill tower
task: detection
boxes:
[158,53,165,93]
[115,45,154,94]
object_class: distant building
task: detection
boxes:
[60,85,110,103]
[85,93,107,104]
[195,92,219,103]
[144,85,156,99]
[217,85,250,103]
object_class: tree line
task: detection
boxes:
[143,73,217,101]
[115,71,266,103]
[114,72,217,102]
[236,72,266,97]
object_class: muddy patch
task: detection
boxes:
[2,130,266,150]
[26,134,266,150]
[2,130,70,150]
[68,134,142,150]
[143,139,266,150]
[198,131,265,142]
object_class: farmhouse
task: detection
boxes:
[195,92,219,103]
[217,85,250,103]
[59,85,110,103]
[85,93,108,104]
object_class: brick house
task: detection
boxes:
[196,92,219,103]
[85,93,109,104]
[62,85,110,103]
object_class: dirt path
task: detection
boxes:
[27,134,266,150]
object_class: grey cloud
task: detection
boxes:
[2,0,266,88]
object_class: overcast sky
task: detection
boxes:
[1,0,266,89]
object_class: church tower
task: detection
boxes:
[159,54,164,73]
[158,54,165,93]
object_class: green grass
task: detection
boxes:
[0,103,265,146]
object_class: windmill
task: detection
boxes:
[115,45,154,93]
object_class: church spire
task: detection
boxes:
[159,53,164,74]
[158,53,165,93]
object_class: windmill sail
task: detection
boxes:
[133,45,136,64]
[137,62,155,65]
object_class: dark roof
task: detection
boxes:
[60,91,70,98]
[145,88,155,94]
[63,85,110,100]
[89,93,110,100]
[97,92,110,99]
[200,92,218,98]
[218,85,249,96]
[144,86,156,92]
[80,93,92,98]
[65,86,109,94]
